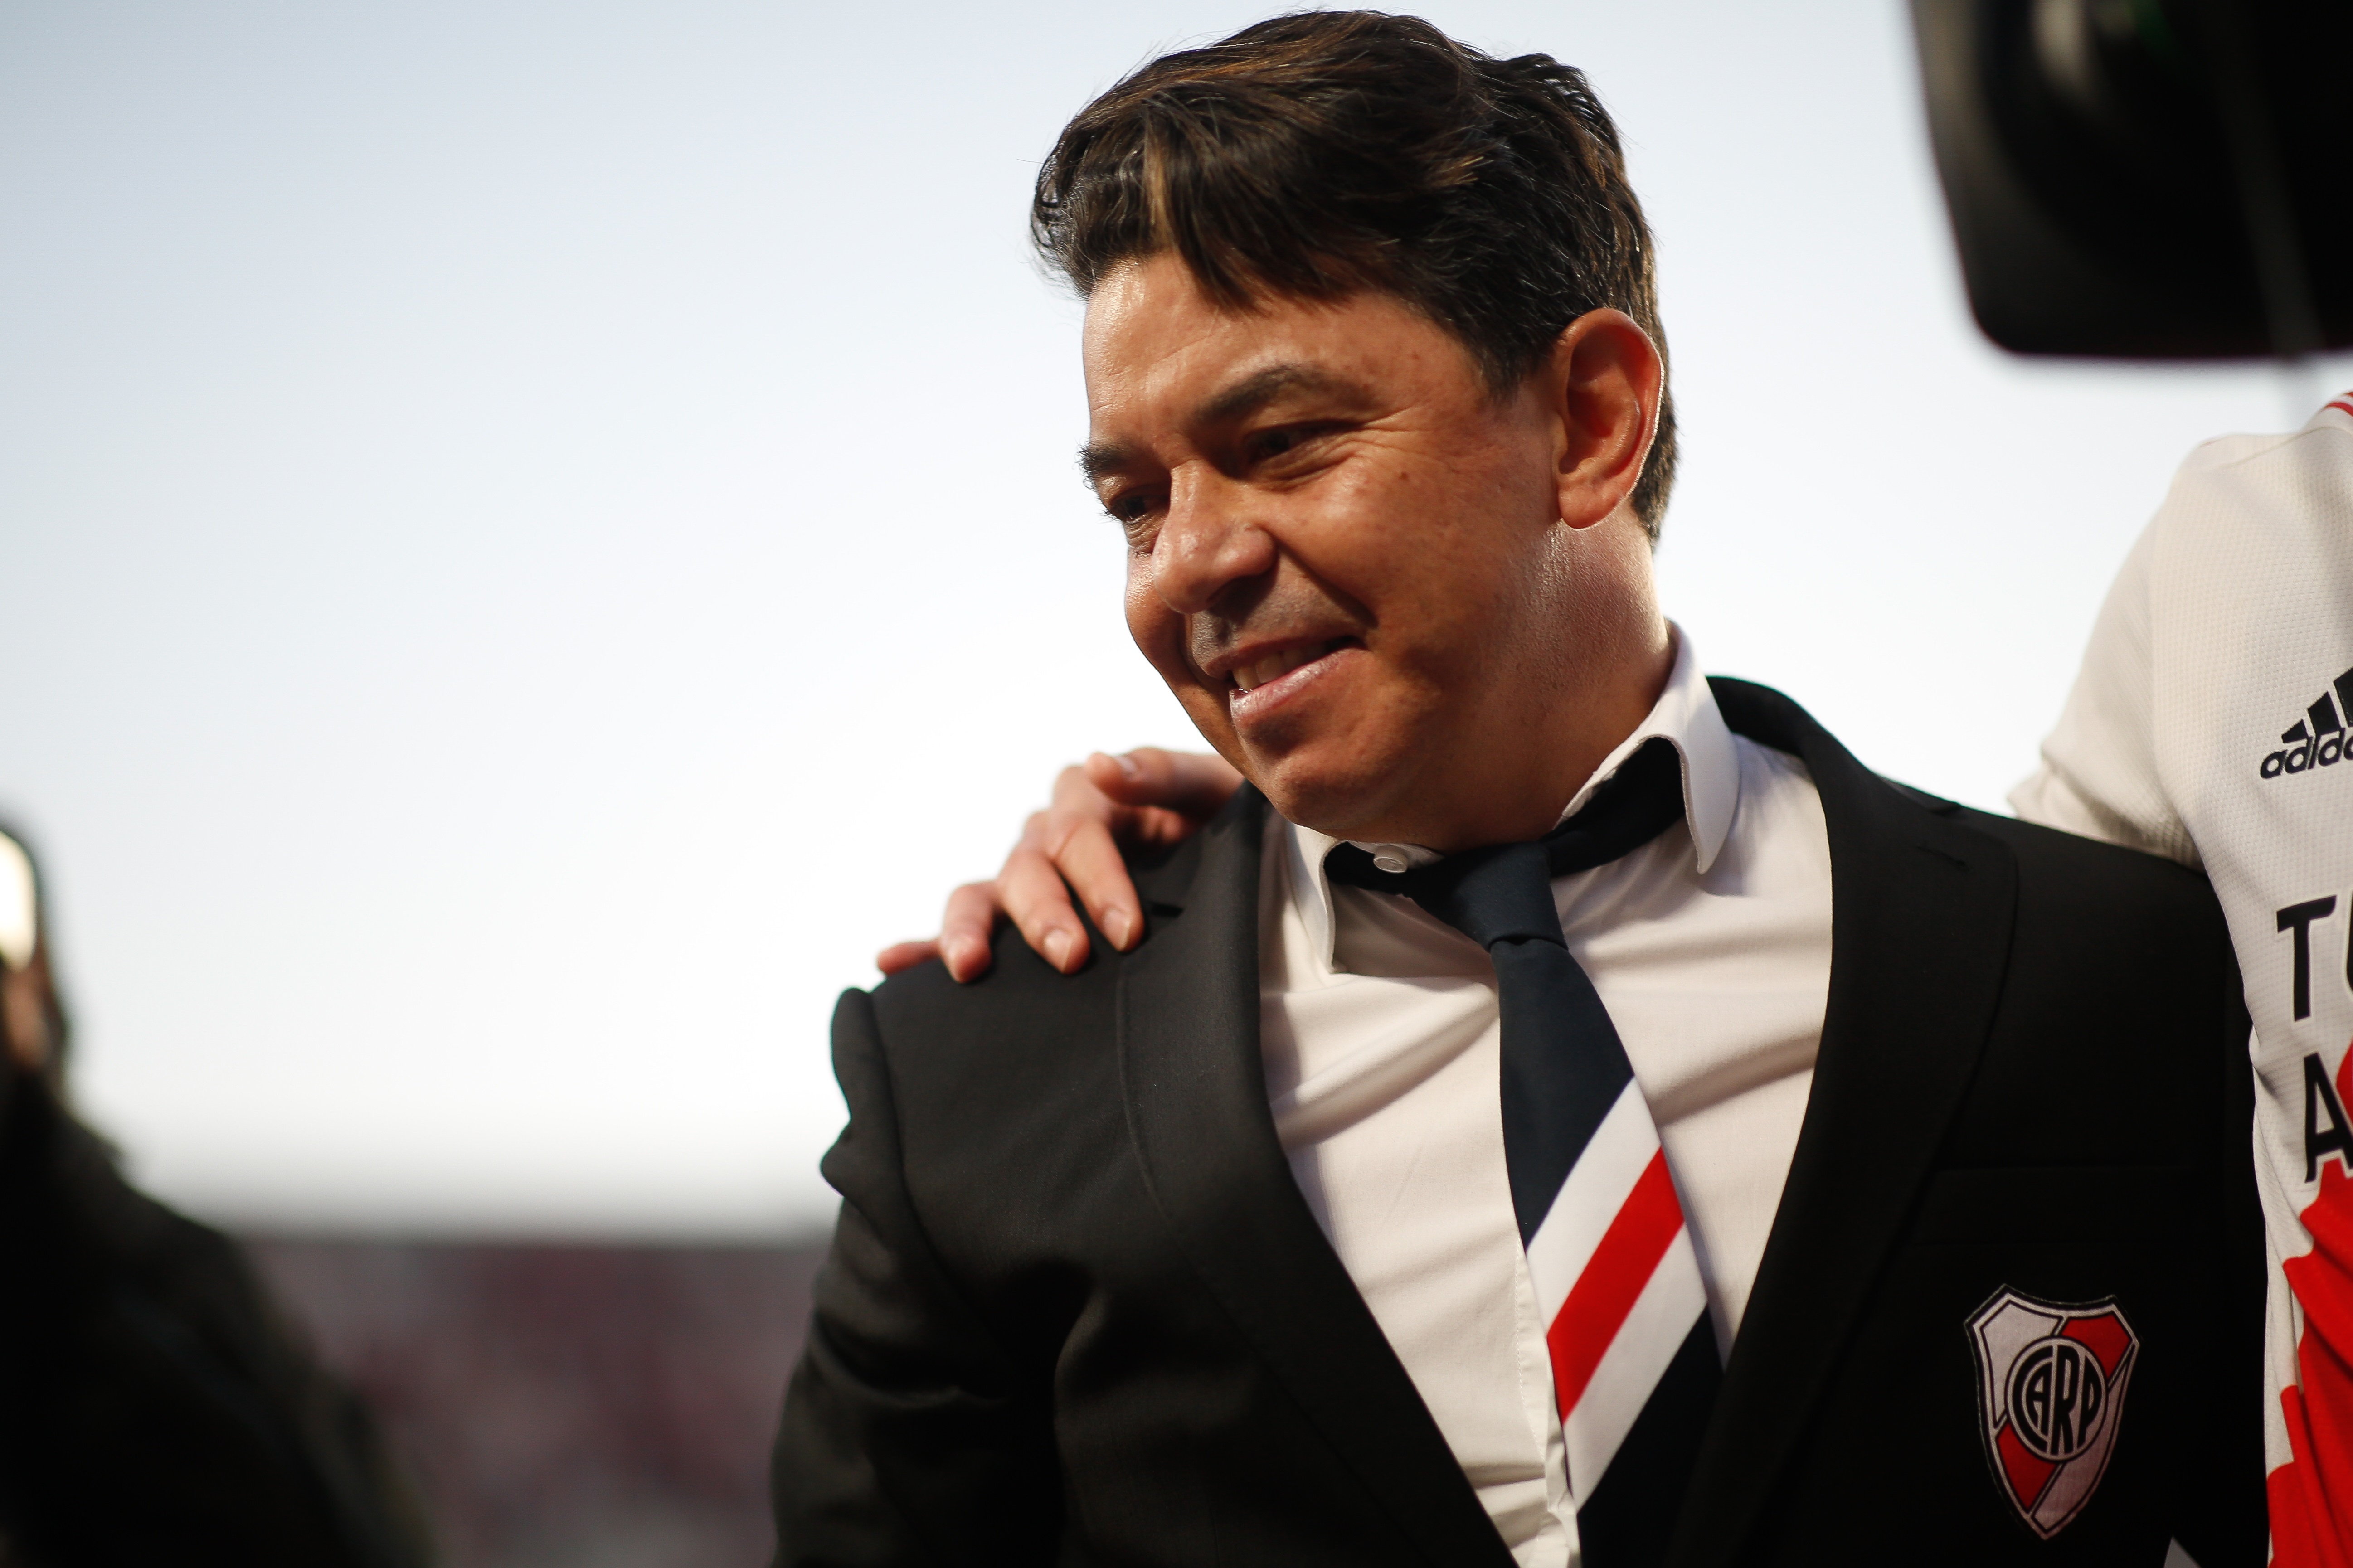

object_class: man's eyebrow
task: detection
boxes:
[1078,441,1132,489]
[1076,364,1370,490]
[1197,364,1366,426]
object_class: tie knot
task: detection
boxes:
[1405,840,1562,949]
[1323,737,1686,951]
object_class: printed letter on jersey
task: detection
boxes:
[1966,1290,2139,1538]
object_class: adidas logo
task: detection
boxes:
[2261,667,2353,779]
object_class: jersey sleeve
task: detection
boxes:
[2010,515,2202,870]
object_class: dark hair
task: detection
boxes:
[1032,10,1677,540]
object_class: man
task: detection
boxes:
[778,15,2261,1564]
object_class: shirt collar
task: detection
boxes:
[1281,623,1740,966]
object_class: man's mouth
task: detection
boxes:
[1230,638,1352,693]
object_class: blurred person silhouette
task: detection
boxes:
[0,825,429,1568]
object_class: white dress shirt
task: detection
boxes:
[1257,628,1833,1566]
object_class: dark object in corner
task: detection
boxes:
[1912,0,2353,359]
[0,825,430,1568]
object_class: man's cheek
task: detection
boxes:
[1125,605,1198,697]
[1180,694,1242,763]
[1122,565,1163,653]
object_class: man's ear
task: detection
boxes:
[1545,308,1662,531]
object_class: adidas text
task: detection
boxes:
[2260,665,2353,780]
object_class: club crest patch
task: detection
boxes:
[1965,1289,2138,1538]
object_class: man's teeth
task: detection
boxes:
[1233,644,1331,692]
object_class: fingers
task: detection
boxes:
[875,939,942,976]
[875,874,1036,985]
[997,822,1092,974]
[1026,750,1241,953]
[936,881,1005,982]
[1082,748,1244,823]
[883,751,1243,987]
[1031,767,1146,951]
[1039,813,1145,952]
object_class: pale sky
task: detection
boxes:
[3,0,2344,1236]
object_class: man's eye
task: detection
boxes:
[1105,492,1160,527]
[1249,423,1335,463]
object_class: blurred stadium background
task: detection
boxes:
[243,1237,817,1566]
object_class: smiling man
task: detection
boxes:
[773,15,2263,1566]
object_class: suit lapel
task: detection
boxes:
[1665,679,2020,1568]
[1120,787,1515,1568]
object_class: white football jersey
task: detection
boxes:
[2013,393,2353,1561]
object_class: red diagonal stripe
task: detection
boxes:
[2327,398,2353,422]
[1545,1148,1686,1415]
[2061,1312,2131,1379]
[1997,1420,2058,1512]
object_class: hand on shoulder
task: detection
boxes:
[875,748,1242,983]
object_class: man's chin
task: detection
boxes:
[1238,749,1408,842]
[1173,689,1416,837]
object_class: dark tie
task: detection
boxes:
[1326,739,1719,1567]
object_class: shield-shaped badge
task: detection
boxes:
[1965,1289,2139,1538]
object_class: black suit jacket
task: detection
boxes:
[774,680,2264,1566]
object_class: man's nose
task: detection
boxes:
[1150,467,1277,615]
